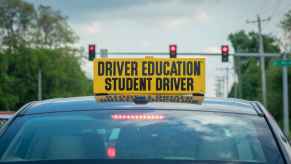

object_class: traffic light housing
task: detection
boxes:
[221,45,229,62]
[88,44,96,61]
[169,44,177,58]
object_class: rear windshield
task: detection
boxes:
[0,110,284,164]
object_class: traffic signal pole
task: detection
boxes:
[282,53,289,136]
[99,52,278,57]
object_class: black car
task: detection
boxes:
[0,96,290,164]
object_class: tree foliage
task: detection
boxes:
[0,0,78,51]
[0,0,35,50]
[281,10,291,47]
[34,5,78,48]
[0,0,90,111]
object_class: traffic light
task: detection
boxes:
[169,44,177,58]
[88,44,96,61]
[221,45,229,62]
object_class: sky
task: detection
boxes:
[27,0,291,97]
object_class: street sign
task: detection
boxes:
[93,58,205,95]
[273,60,291,67]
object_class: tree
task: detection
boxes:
[34,5,78,48]
[228,30,280,100]
[229,31,280,53]
[0,0,90,111]
[0,0,35,50]
[0,48,92,111]
[281,10,291,49]
[0,0,78,50]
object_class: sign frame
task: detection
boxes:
[93,57,206,96]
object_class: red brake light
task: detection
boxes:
[111,114,164,120]
[107,147,116,159]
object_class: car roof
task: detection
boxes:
[19,96,261,116]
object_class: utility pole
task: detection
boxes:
[38,69,42,101]
[282,53,289,135]
[247,15,271,107]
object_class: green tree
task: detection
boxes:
[34,5,78,48]
[228,30,280,100]
[0,48,91,111]
[0,0,35,50]
[0,0,91,111]
[281,10,291,49]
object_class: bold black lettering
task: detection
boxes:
[173,78,181,90]
[183,61,187,75]
[181,78,186,91]
[156,62,163,76]
[142,62,147,76]
[105,78,111,90]
[140,78,146,91]
[156,78,162,90]
[164,61,170,75]
[126,78,133,90]
[117,61,124,76]
[125,61,130,76]
[113,61,116,76]
[132,62,138,76]
[118,78,125,91]
[147,78,152,91]
[105,61,112,76]
[171,62,177,75]
[133,78,139,91]
[187,61,193,75]
[176,61,182,75]
[163,78,170,91]
[148,61,154,76]
[194,61,201,76]
[98,62,104,76]
[111,78,118,91]
[187,78,194,91]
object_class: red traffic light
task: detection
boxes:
[221,45,229,54]
[169,44,177,52]
[221,45,229,62]
[169,44,177,58]
[170,45,177,51]
[89,44,95,52]
[88,44,96,61]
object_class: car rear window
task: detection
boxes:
[0,110,284,164]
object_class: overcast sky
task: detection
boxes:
[27,0,291,97]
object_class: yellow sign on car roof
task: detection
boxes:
[93,58,205,95]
